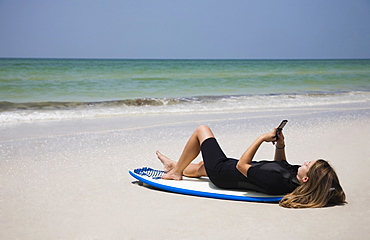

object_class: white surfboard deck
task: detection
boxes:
[129,167,283,202]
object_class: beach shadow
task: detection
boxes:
[131,180,181,194]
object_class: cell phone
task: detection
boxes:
[275,120,288,140]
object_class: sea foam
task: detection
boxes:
[1,91,369,123]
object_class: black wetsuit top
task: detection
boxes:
[201,138,300,195]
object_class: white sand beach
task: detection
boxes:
[1,102,370,239]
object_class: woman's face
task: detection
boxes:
[297,160,317,183]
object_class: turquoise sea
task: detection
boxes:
[1,58,370,123]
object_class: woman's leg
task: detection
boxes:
[156,151,207,177]
[159,125,214,180]
[183,161,207,178]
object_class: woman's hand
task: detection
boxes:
[260,128,285,145]
[260,128,278,142]
[275,128,285,145]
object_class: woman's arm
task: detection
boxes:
[274,131,287,162]
[236,129,277,177]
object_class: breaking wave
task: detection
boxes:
[1,91,369,123]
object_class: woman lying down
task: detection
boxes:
[156,125,346,208]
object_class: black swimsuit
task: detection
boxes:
[200,138,300,195]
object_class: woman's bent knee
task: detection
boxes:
[197,125,211,132]
[196,125,214,143]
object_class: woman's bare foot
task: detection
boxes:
[162,169,183,180]
[156,151,183,180]
[156,151,176,173]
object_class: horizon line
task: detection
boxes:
[1,57,369,61]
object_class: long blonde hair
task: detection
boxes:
[279,159,346,208]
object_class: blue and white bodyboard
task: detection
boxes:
[129,167,283,202]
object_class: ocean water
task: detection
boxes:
[1,58,369,123]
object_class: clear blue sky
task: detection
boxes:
[0,0,369,59]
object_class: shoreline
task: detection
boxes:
[1,101,369,141]
[1,91,370,124]
[1,102,370,239]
